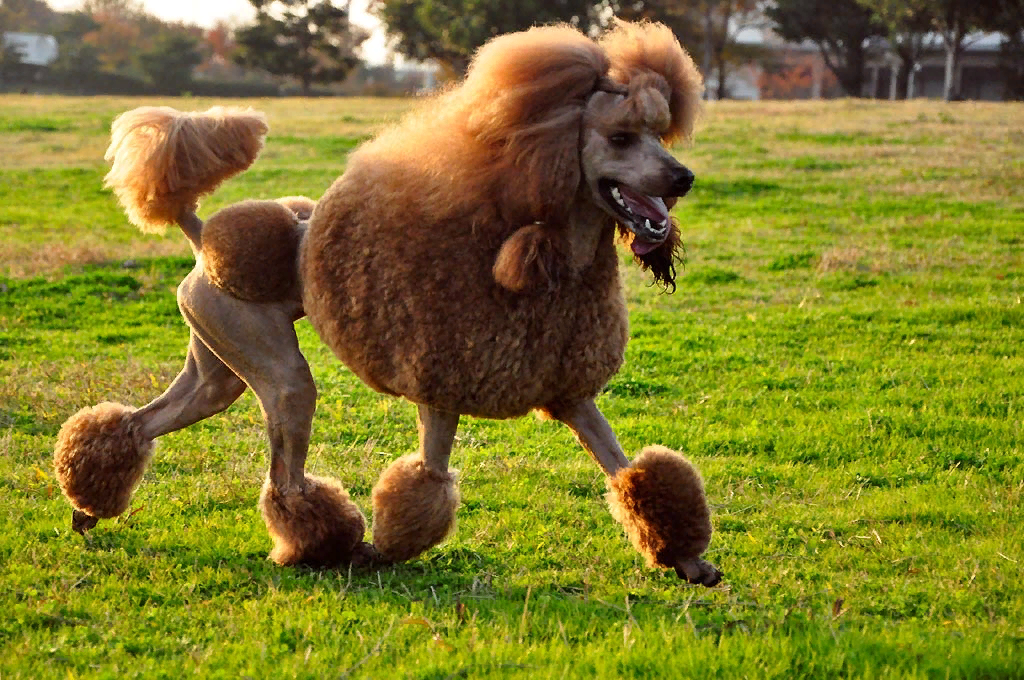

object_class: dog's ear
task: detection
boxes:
[631,222,683,293]
[493,224,563,294]
[507,107,584,222]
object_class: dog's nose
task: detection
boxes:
[671,166,695,197]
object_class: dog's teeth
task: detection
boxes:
[610,186,631,212]
[644,218,652,231]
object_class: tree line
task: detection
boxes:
[2,0,1022,99]
[374,0,1024,101]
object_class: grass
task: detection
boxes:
[1,93,1023,678]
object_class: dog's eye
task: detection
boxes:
[609,132,637,148]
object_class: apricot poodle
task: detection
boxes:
[53,20,722,586]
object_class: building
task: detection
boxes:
[1,32,58,82]
[863,33,1007,101]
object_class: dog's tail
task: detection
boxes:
[103,106,268,250]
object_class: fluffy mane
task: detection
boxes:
[599,20,704,144]
[362,25,609,228]
[351,21,699,291]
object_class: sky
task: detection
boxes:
[46,0,390,63]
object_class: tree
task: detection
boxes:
[234,0,368,95]
[856,0,935,98]
[0,0,56,33]
[914,0,1007,100]
[372,0,602,76]
[702,1,763,99]
[614,0,763,99]
[139,32,202,94]
[49,11,102,82]
[989,0,1024,100]
[79,0,149,74]
[766,0,884,96]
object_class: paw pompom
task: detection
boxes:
[371,454,460,563]
[53,402,154,521]
[259,475,367,567]
[607,446,720,584]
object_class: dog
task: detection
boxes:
[53,20,722,586]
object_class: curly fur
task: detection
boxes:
[371,454,460,563]
[303,21,700,416]
[259,475,367,567]
[275,195,316,221]
[53,402,154,519]
[600,20,703,145]
[104,106,267,233]
[606,446,712,568]
[202,200,303,303]
[52,21,717,581]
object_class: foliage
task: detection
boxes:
[234,0,368,95]
[992,0,1024,99]
[1,95,1023,677]
[372,0,602,75]
[855,0,935,99]
[47,12,102,82]
[138,33,203,95]
[855,0,1016,101]
[766,0,884,96]
[0,0,55,33]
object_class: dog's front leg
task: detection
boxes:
[370,405,461,563]
[549,399,723,587]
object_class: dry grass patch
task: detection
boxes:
[0,239,190,277]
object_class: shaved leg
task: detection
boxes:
[418,404,459,474]
[176,270,370,567]
[551,398,722,587]
[63,332,246,535]
[135,333,246,440]
[549,400,629,476]
[369,404,461,563]
[176,271,313,490]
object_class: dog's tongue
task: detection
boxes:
[619,186,670,224]
[619,186,669,256]
[630,238,661,256]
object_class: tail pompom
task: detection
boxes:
[103,106,268,233]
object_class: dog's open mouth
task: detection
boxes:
[599,179,671,255]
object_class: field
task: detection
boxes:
[1,93,1022,678]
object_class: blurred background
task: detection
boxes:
[1,0,1021,100]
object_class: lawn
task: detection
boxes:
[0,94,1022,678]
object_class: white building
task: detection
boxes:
[2,32,58,67]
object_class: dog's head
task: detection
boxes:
[581,74,694,287]
[461,21,701,292]
[584,20,703,290]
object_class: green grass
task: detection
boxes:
[1,95,1023,678]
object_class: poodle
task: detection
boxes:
[53,20,722,586]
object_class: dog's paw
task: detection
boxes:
[71,509,99,535]
[675,557,723,587]
[260,475,367,567]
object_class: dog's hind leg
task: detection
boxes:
[549,399,723,587]
[54,333,248,534]
[370,405,461,563]
[135,334,247,440]
[177,270,370,568]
